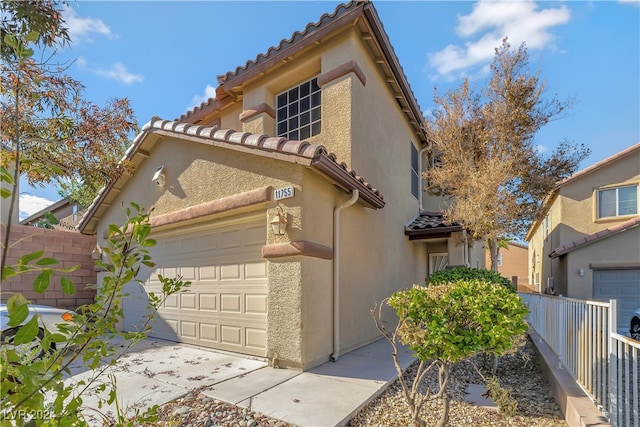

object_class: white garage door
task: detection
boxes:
[123,216,268,356]
[593,269,640,331]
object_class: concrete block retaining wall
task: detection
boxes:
[1,224,97,311]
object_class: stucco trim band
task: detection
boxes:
[239,103,276,122]
[589,262,640,270]
[262,241,333,260]
[150,186,273,229]
[317,60,366,87]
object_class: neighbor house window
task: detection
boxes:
[496,253,503,267]
[276,77,321,140]
[410,142,419,199]
[544,215,549,240]
[597,185,638,218]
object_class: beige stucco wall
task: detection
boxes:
[94,136,315,368]
[216,28,430,364]
[93,25,456,370]
[562,227,640,299]
[486,243,529,287]
[528,148,639,296]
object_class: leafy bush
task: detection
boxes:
[428,266,516,293]
[1,201,191,425]
[374,279,529,426]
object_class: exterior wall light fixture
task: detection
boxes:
[152,165,166,187]
[270,207,288,235]
[578,268,585,277]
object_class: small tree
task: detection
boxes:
[425,39,590,271]
[373,279,528,427]
[0,0,137,214]
[0,198,191,425]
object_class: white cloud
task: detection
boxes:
[18,194,55,221]
[62,6,116,43]
[535,144,549,154]
[95,62,144,85]
[189,85,217,110]
[77,57,143,85]
[618,0,639,6]
[429,0,570,80]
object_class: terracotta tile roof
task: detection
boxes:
[179,1,426,143]
[404,211,462,240]
[78,117,384,233]
[549,216,640,258]
[216,2,358,87]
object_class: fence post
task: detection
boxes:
[608,299,617,426]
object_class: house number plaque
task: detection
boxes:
[274,186,295,201]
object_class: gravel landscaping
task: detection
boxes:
[146,337,566,427]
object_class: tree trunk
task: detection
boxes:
[487,238,499,273]
[435,363,451,427]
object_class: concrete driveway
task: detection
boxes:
[63,337,414,426]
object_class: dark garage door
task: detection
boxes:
[593,269,640,332]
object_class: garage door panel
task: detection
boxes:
[200,266,217,281]
[220,264,242,280]
[220,294,241,312]
[180,293,197,310]
[181,321,197,338]
[246,261,267,279]
[164,293,179,308]
[221,325,242,346]
[593,269,640,331]
[246,294,267,314]
[246,328,266,349]
[200,324,218,342]
[124,217,268,357]
[199,294,217,310]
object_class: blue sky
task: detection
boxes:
[18,0,640,219]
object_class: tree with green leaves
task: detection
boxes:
[0,3,190,424]
[1,196,190,425]
[0,0,137,213]
[425,39,590,271]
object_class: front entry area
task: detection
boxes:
[123,215,268,356]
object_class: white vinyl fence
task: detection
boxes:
[520,293,639,427]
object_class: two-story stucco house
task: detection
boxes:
[527,143,640,328]
[78,1,484,371]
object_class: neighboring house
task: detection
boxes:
[527,143,640,328]
[78,1,483,370]
[20,198,83,231]
[484,242,530,291]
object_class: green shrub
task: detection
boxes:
[389,280,528,362]
[428,266,516,293]
[374,278,529,426]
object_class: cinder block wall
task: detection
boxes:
[1,224,97,311]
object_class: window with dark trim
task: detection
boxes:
[276,77,321,140]
[597,185,638,218]
[410,142,419,199]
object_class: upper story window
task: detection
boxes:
[544,215,550,240]
[276,77,321,140]
[597,185,638,218]
[497,252,503,267]
[410,142,419,199]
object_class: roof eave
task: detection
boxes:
[311,154,384,209]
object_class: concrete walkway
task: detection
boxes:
[64,337,414,426]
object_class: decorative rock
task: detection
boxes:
[172,406,190,417]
